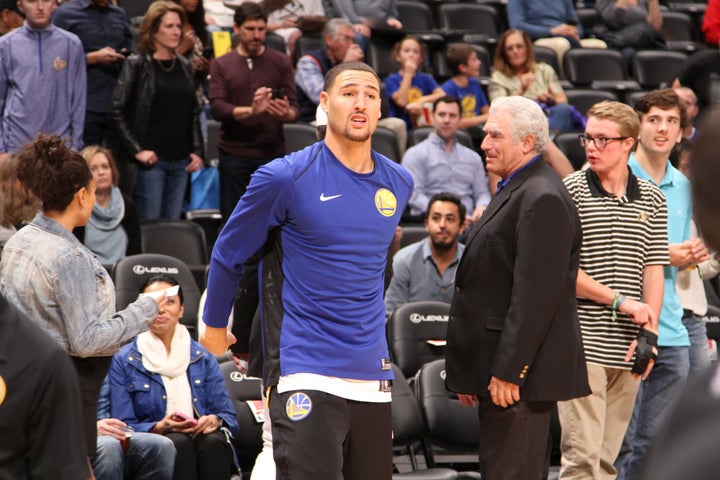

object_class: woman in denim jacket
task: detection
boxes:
[0,134,167,457]
[109,274,239,480]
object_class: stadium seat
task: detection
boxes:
[392,364,460,479]
[140,219,209,289]
[415,359,481,469]
[220,360,264,473]
[564,89,619,116]
[563,49,641,95]
[283,122,317,154]
[397,0,438,32]
[387,301,451,379]
[631,50,688,89]
[554,131,587,171]
[662,11,706,54]
[372,127,402,163]
[437,4,500,53]
[112,253,201,337]
[366,35,400,79]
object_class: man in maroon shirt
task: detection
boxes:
[209,1,299,219]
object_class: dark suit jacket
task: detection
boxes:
[445,158,590,402]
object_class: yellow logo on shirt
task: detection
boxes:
[375,188,398,217]
[53,57,67,72]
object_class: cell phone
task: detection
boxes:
[272,88,286,100]
[566,19,578,26]
[172,412,198,426]
[120,49,133,57]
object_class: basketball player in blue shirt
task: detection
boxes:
[201,61,413,480]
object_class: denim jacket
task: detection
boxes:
[108,337,239,435]
[0,214,157,356]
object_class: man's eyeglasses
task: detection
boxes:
[578,134,628,150]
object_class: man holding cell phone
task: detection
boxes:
[209,1,299,221]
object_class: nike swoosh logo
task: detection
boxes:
[320,193,343,202]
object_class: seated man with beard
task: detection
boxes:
[385,192,465,317]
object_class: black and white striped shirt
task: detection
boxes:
[564,169,669,369]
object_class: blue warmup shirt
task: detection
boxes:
[204,142,413,385]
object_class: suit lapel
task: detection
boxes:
[463,159,546,251]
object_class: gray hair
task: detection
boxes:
[323,18,353,40]
[489,96,548,155]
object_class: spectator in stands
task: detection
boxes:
[595,0,664,55]
[53,0,133,163]
[109,274,239,480]
[402,96,490,223]
[92,378,175,480]
[208,1,298,220]
[295,18,407,153]
[384,192,466,318]
[173,0,210,78]
[672,48,720,112]
[0,133,167,462]
[111,0,204,220]
[264,0,324,57]
[0,0,86,161]
[615,88,709,480]
[507,0,606,68]
[322,0,402,48]
[204,0,234,31]
[489,29,578,132]
[385,36,446,131]
[73,146,142,265]
[674,86,700,141]
[669,139,720,375]
[0,0,24,35]
[0,154,40,252]
[296,18,364,122]
[0,293,91,480]
[559,100,666,479]
[295,18,365,122]
[702,0,720,46]
[441,43,489,145]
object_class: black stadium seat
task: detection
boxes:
[387,301,451,378]
[112,253,202,338]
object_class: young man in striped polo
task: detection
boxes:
[558,101,668,480]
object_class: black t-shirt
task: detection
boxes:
[144,59,196,160]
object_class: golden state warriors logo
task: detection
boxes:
[375,188,398,217]
[0,376,5,406]
[286,392,312,421]
[53,57,68,72]
[461,95,477,118]
[407,86,423,104]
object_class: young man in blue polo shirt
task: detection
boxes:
[616,88,711,479]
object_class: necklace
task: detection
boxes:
[156,55,177,72]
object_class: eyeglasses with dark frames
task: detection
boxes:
[578,134,628,150]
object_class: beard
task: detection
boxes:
[430,236,455,251]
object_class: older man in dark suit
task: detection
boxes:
[445,96,590,480]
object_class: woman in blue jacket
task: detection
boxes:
[108,274,238,480]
